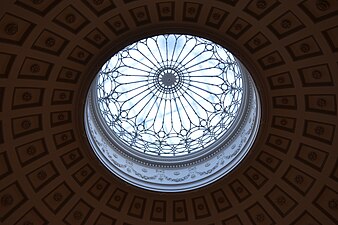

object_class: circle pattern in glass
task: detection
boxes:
[97,34,243,156]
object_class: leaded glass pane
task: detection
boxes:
[96,34,243,156]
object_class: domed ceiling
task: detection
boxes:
[0,0,337,224]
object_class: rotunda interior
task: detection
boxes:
[0,0,337,224]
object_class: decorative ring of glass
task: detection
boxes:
[85,34,261,192]
[97,34,243,157]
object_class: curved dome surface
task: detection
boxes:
[0,0,337,224]
[85,34,261,192]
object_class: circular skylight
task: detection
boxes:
[85,34,261,192]
[96,34,243,156]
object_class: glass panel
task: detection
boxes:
[97,34,243,156]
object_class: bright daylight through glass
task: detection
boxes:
[96,34,243,156]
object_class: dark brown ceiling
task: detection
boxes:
[0,0,337,224]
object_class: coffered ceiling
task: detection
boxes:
[0,0,337,224]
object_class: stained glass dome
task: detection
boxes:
[85,34,261,192]
[96,34,243,156]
